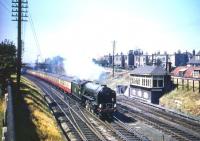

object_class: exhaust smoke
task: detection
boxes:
[63,55,108,82]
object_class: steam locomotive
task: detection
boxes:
[27,70,116,117]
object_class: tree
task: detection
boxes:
[0,39,17,94]
[43,56,65,75]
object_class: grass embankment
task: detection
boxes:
[13,76,63,141]
[105,70,130,89]
[0,97,5,139]
[160,88,200,117]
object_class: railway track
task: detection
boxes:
[110,116,148,141]
[26,75,148,141]
[49,86,120,141]
[48,80,147,141]
[117,100,200,141]
[84,108,148,141]
[28,76,105,141]
[118,96,200,135]
[27,75,200,141]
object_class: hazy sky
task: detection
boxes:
[1,0,200,63]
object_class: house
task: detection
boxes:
[188,51,200,66]
[171,66,200,78]
[114,53,127,68]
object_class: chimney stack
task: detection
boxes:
[193,49,195,56]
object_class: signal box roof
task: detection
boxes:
[131,65,168,76]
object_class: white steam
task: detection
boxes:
[63,55,107,81]
[58,44,107,81]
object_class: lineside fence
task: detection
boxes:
[2,80,15,141]
[172,76,200,93]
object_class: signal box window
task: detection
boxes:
[158,80,163,87]
[153,80,157,87]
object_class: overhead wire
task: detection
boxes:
[28,12,43,60]
[0,0,11,14]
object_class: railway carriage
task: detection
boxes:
[58,76,72,93]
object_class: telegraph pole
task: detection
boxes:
[12,0,28,91]
[112,40,116,77]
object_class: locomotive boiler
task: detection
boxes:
[71,80,116,117]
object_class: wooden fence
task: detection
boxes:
[172,76,200,93]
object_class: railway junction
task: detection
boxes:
[19,72,200,141]
[2,0,200,140]
[2,63,200,141]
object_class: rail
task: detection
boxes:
[35,78,103,141]
[118,102,200,141]
[2,80,15,141]
[113,116,149,141]
[119,95,200,123]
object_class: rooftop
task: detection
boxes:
[171,66,200,78]
[196,51,200,56]
[188,57,200,65]
[131,65,168,76]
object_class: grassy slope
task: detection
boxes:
[13,76,63,141]
[105,70,130,90]
[0,97,5,140]
[160,88,200,117]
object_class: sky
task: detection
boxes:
[1,0,200,63]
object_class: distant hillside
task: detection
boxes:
[160,89,200,117]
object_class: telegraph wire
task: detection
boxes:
[0,0,11,14]
[28,12,42,60]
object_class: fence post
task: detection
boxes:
[182,79,184,90]
[0,84,2,96]
[193,80,195,92]
[199,81,200,93]
[177,79,178,89]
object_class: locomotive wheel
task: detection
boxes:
[85,101,90,111]
[98,113,102,119]
[91,108,94,114]
[86,104,89,110]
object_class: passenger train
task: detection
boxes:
[27,70,117,117]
